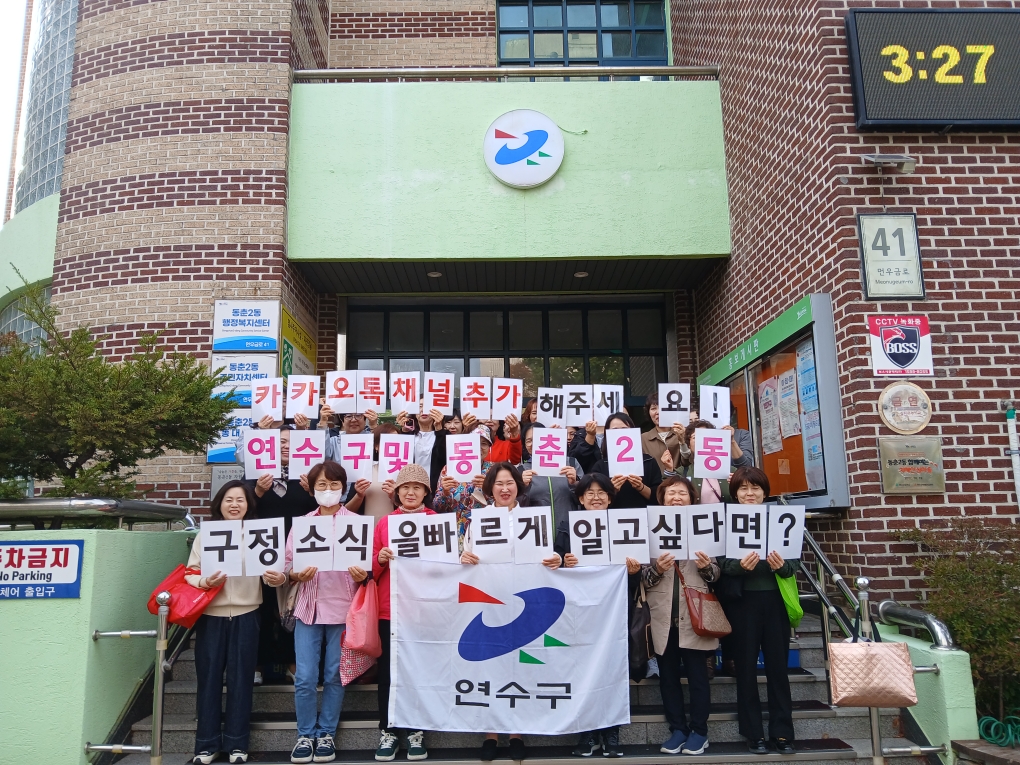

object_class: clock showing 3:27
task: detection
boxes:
[846,9,1020,129]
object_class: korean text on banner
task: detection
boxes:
[593,385,623,426]
[536,388,566,428]
[290,430,326,472]
[725,504,766,559]
[244,430,281,479]
[286,375,320,420]
[766,505,806,559]
[390,372,420,414]
[252,377,284,422]
[532,428,568,477]
[208,409,251,464]
[569,509,610,566]
[389,514,424,559]
[389,561,629,735]
[687,503,726,558]
[379,434,414,478]
[421,515,460,564]
[693,429,730,479]
[424,372,455,416]
[657,383,691,427]
[563,385,593,426]
[648,506,686,560]
[469,506,514,563]
[200,520,244,577]
[606,428,642,478]
[326,370,358,414]
[339,433,374,483]
[447,434,482,482]
[334,515,375,570]
[513,507,554,564]
[212,353,277,408]
[608,508,650,565]
[461,377,492,420]
[699,385,730,429]
[357,371,388,414]
[491,378,523,421]
[292,516,334,571]
[243,518,285,576]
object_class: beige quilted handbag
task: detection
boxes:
[829,636,917,707]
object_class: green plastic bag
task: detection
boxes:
[776,573,804,628]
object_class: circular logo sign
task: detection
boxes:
[483,109,565,189]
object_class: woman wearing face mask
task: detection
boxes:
[187,481,285,765]
[519,422,581,529]
[721,467,798,756]
[460,462,560,762]
[372,464,436,763]
[555,473,638,758]
[590,413,662,509]
[284,462,369,765]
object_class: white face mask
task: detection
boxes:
[314,489,344,507]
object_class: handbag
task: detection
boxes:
[628,578,653,682]
[676,565,732,639]
[277,578,300,633]
[344,579,382,658]
[829,613,918,708]
[147,564,223,629]
[776,572,804,628]
[340,639,377,685]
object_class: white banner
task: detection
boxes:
[390,560,630,735]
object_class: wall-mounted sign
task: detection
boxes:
[281,306,316,379]
[483,109,565,189]
[858,214,925,300]
[211,465,246,499]
[878,381,932,435]
[211,353,278,407]
[212,300,280,352]
[207,408,252,463]
[867,315,933,376]
[879,436,945,494]
[0,540,85,599]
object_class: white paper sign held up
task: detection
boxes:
[244,430,281,479]
[421,515,460,564]
[491,378,523,421]
[608,508,650,565]
[686,503,726,558]
[325,370,357,414]
[513,506,554,564]
[292,516,335,571]
[531,428,568,477]
[251,377,284,422]
[338,433,374,483]
[607,428,643,477]
[286,375,321,420]
[647,506,687,560]
[290,430,326,472]
[563,385,593,426]
[390,372,420,415]
[536,387,566,428]
[767,505,805,559]
[469,506,514,563]
[460,377,492,420]
[333,515,375,570]
[379,434,414,478]
[657,383,691,427]
[693,429,731,479]
[424,373,455,416]
[447,434,482,482]
[700,385,730,429]
[242,518,284,575]
[725,504,767,559]
[569,509,610,566]
[200,520,244,577]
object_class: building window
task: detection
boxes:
[497,1,667,68]
[0,287,51,346]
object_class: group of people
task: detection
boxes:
[188,394,798,765]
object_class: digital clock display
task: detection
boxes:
[846,9,1020,128]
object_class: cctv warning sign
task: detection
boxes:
[867,315,933,377]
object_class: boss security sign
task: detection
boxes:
[484,110,565,189]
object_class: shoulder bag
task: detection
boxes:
[147,564,224,629]
[828,611,917,708]
[676,564,732,638]
[776,572,804,627]
[628,578,653,682]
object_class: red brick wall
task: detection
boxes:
[673,0,1020,603]
[330,11,495,40]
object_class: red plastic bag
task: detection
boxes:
[343,579,381,658]
[147,564,223,629]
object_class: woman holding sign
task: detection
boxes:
[284,461,369,765]
[590,413,662,509]
[187,481,286,765]
[721,467,799,755]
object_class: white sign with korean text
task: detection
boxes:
[608,508,650,565]
[470,506,515,564]
[357,370,388,413]
[513,507,554,564]
[531,428,568,477]
[424,372,455,416]
[212,353,278,408]
[536,387,566,428]
[379,434,414,478]
[290,430,326,472]
[491,378,523,421]
[207,409,251,464]
[569,510,610,566]
[339,433,374,483]
[647,506,687,560]
[858,214,924,300]
[333,515,375,570]
[421,515,460,564]
[292,516,335,571]
[606,428,642,478]
[447,434,482,482]
[389,514,424,559]
[242,518,285,576]
[460,377,492,420]
[0,540,84,599]
[657,383,691,428]
[200,520,244,578]
[693,429,730,479]
[593,384,624,426]
[699,385,730,429]
[326,370,358,414]
[390,372,420,415]
[767,505,805,559]
[212,299,279,352]
[244,430,281,479]
[563,385,593,426]
[725,504,767,559]
[286,375,320,420]
[251,377,284,422]
[687,503,726,558]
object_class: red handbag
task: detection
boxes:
[147,564,224,629]
[343,579,382,658]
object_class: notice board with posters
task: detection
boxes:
[698,294,850,510]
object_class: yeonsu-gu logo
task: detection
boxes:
[483,109,565,190]
[457,583,569,664]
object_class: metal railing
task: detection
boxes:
[293,65,719,82]
[0,497,197,531]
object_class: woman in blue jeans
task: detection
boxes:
[285,461,369,764]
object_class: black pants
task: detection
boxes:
[377,619,392,730]
[194,611,260,754]
[257,581,295,667]
[731,589,794,742]
[656,627,713,737]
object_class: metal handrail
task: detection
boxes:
[877,600,957,651]
[293,65,719,81]
[0,498,196,529]
[161,623,195,673]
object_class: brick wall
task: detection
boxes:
[673,0,1020,603]
[292,0,330,69]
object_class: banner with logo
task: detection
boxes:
[389,560,629,735]
[867,315,933,376]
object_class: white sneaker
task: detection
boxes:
[193,754,220,765]
[253,671,263,685]
[229,752,249,764]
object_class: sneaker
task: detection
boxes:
[291,736,315,764]
[645,657,660,679]
[314,733,337,763]
[682,733,709,755]
[660,730,688,754]
[572,732,601,757]
[253,671,263,685]
[481,739,498,761]
[229,752,249,764]
[375,730,399,762]
[601,729,623,757]
[193,754,220,765]
[509,737,527,761]
[407,730,428,761]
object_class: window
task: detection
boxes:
[496,1,668,68]
[0,287,51,347]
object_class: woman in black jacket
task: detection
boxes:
[589,413,661,508]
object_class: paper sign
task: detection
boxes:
[333,515,375,570]
[693,429,731,479]
[338,433,374,483]
[687,503,726,558]
[469,506,514,563]
[460,377,492,420]
[326,371,358,414]
[251,377,284,422]
[531,428,568,477]
[491,378,523,421]
[536,387,566,427]
[569,510,610,566]
[609,508,650,565]
[593,384,624,426]
[357,370,387,414]
[244,430,281,479]
[700,385,730,429]
[424,372,455,416]
[607,427,643,477]
[658,383,691,428]
[421,515,459,564]
[513,507,554,564]
[200,520,244,577]
[648,506,687,560]
[290,431,326,471]
[446,434,482,482]
[292,516,335,572]
[389,514,424,559]
[286,375,320,419]
[379,434,414,478]
[767,505,805,559]
[390,372,420,415]
[563,385,594,426]
[242,518,285,575]
[725,504,767,559]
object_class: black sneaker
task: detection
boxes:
[748,739,768,755]
[773,738,795,754]
[314,733,336,762]
[481,739,498,761]
[291,737,314,764]
[601,729,623,757]
[509,737,527,761]
[572,732,601,757]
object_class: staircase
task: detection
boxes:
[115,614,928,765]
